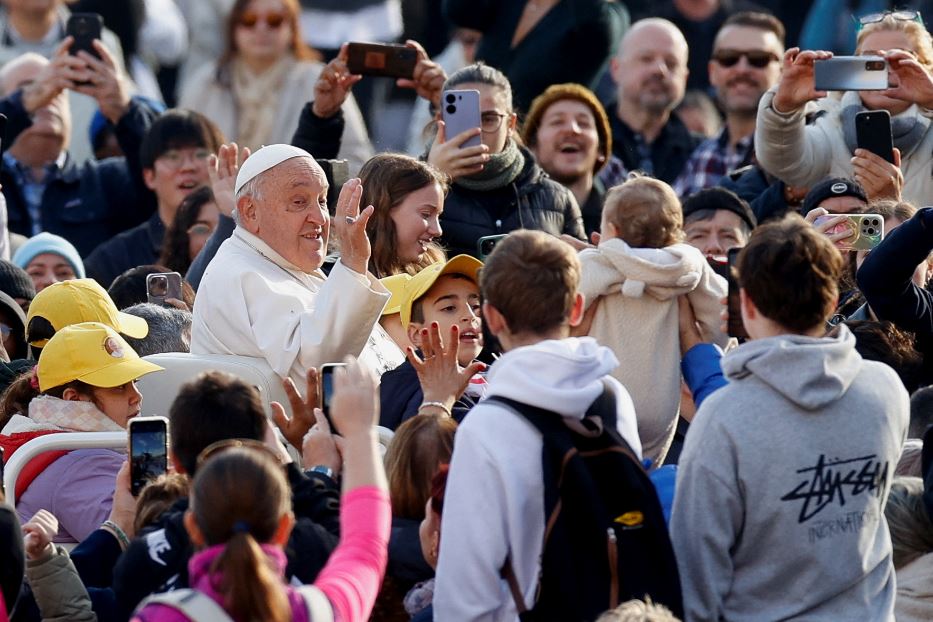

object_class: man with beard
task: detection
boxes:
[674,12,784,197]
[521,83,613,237]
[608,18,699,185]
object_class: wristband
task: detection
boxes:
[306,465,336,482]
[419,401,452,417]
[101,520,130,550]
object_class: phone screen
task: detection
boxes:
[130,417,168,496]
[726,248,749,341]
[320,364,346,434]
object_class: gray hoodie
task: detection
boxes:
[671,326,908,622]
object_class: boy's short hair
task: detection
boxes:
[481,230,580,335]
[737,214,842,333]
[603,175,683,248]
[140,109,225,170]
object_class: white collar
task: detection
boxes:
[233,227,327,281]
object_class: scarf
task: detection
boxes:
[840,90,930,158]
[455,138,525,192]
[232,56,293,151]
[27,395,123,432]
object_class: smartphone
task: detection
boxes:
[66,13,103,60]
[0,445,5,498]
[813,213,885,251]
[814,56,888,91]
[856,110,895,164]
[477,234,507,260]
[320,363,347,434]
[346,42,417,79]
[442,89,482,148]
[726,248,749,341]
[146,272,182,307]
[129,416,169,496]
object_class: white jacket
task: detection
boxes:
[190,227,400,388]
[179,59,374,176]
[578,239,727,463]
[755,88,933,207]
[434,338,641,621]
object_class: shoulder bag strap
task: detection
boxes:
[297,585,334,622]
[137,589,233,621]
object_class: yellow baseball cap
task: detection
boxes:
[379,273,412,316]
[37,322,163,391]
[398,255,483,328]
[26,279,149,347]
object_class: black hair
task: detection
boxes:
[140,109,225,170]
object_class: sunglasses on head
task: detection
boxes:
[857,10,923,30]
[196,438,284,469]
[713,49,779,68]
[238,10,287,29]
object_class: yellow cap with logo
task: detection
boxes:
[389,255,483,328]
[380,273,412,316]
[37,322,163,391]
[26,279,149,347]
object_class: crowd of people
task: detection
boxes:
[2,0,933,621]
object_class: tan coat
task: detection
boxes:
[578,239,727,463]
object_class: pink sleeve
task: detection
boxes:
[313,486,391,622]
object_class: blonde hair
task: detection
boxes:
[602,174,683,248]
[884,476,933,569]
[596,598,681,622]
[856,14,933,70]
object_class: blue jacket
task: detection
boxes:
[378,358,478,430]
[0,94,159,258]
[84,211,165,288]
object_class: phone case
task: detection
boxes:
[442,90,482,148]
[477,234,508,259]
[814,214,885,251]
[814,56,888,91]
[146,272,183,306]
[856,110,895,164]
[346,43,417,79]
[66,13,103,59]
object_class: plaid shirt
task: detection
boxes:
[672,128,754,198]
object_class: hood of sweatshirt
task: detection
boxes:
[485,337,619,420]
[722,325,863,411]
[579,239,706,301]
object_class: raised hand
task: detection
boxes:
[406,322,485,413]
[271,367,320,451]
[806,207,856,246]
[210,142,251,217]
[883,49,933,109]
[22,509,59,560]
[427,120,489,180]
[313,43,363,119]
[74,40,131,123]
[21,37,86,114]
[396,40,447,109]
[772,48,833,114]
[332,178,374,274]
[328,357,379,438]
[852,147,902,201]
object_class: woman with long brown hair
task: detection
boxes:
[178,0,372,173]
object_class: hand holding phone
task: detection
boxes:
[129,417,169,496]
[813,213,884,251]
[320,363,347,435]
[346,42,417,79]
[814,56,888,91]
[147,272,183,308]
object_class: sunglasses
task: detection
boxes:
[857,10,922,30]
[196,438,284,469]
[238,10,287,29]
[713,49,779,68]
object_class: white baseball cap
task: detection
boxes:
[234,144,314,194]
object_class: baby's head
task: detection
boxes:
[600,175,683,249]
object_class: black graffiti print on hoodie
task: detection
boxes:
[780,454,889,523]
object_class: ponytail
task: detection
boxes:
[213,531,290,622]
[0,368,40,428]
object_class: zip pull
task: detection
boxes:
[607,528,619,608]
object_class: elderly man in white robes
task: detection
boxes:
[190,143,400,388]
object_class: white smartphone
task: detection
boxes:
[814,56,888,91]
[441,89,482,148]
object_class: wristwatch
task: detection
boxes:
[305,464,336,481]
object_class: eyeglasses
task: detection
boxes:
[712,49,779,68]
[238,10,287,29]
[858,10,923,30]
[186,223,213,237]
[481,112,509,133]
[196,438,284,469]
[158,149,211,169]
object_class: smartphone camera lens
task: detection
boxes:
[446,104,456,114]
[150,276,167,296]
[866,60,885,71]
[867,228,876,235]
[445,93,456,104]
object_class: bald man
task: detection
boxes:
[607,18,699,184]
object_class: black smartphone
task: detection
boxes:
[320,363,347,434]
[146,272,183,307]
[129,416,169,496]
[477,234,507,260]
[66,13,103,60]
[726,248,749,341]
[0,445,5,499]
[346,42,417,79]
[856,110,895,164]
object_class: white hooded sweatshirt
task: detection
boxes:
[434,337,641,621]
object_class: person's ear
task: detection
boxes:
[273,511,295,546]
[604,222,619,239]
[508,113,518,131]
[184,510,205,548]
[739,287,757,323]
[61,387,83,402]
[237,196,258,231]
[407,322,424,348]
[169,450,186,475]
[143,168,156,191]
[482,301,508,337]
[568,292,586,327]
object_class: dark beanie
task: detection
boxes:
[801,178,867,215]
[682,187,757,230]
[0,259,35,302]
